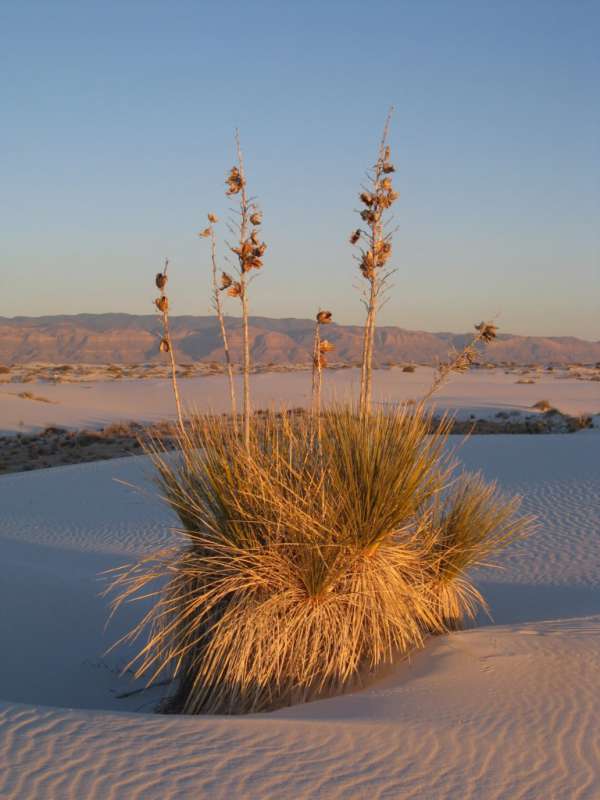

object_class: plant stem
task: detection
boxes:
[210,227,238,432]
[161,260,184,431]
[359,110,393,419]
[311,321,322,442]
[236,132,251,449]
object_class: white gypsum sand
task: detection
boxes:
[0,366,598,433]
[0,433,599,799]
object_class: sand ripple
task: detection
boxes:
[0,434,599,798]
[1,617,599,799]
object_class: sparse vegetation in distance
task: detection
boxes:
[16,391,53,403]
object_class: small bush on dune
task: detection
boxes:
[108,404,532,714]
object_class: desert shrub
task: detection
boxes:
[532,399,552,411]
[108,404,532,715]
[402,364,416,373]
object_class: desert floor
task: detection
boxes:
[1,426,599,798]
[1,366,599,433]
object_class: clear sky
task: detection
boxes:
[2,0,599,338]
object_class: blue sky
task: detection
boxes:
[2,0,599,338]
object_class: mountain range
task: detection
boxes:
[1,314,598,366]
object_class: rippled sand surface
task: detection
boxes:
[0,434,599,799]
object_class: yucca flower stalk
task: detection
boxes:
[421,321,498,402]
[199,214,238,431]
[352,109,398,419]
[225,132,266,448]
[154,259,184,430]
[311,310,334,440]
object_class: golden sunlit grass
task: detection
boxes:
[107,404,533,714]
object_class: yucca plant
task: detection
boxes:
[108,403,533,715]
[108,120,534,717]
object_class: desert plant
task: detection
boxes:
[351,109,398,418]
[311,310,334,438]
[154,259,184,430]
[107,403,533,715]
[199,213,238,430]
[108,120,535,719]
[421,321,498,402]
[221,132,266,448]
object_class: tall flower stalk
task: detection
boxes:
[200,214,238,431]
[224,132,266,448]
[352,110,398,419]
[311,310,334,441]
[421,321,498,402]
[154,259,184,430]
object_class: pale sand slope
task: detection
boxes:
[0,435,599,799]
[1,367,599,432]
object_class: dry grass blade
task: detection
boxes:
[106,405,534,715]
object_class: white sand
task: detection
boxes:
[1,433,599,798]
[1,367,599,432]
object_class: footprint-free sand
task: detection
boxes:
[1,431,599,798]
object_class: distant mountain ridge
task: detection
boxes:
[1,314,598,366]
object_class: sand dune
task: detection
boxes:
[0,434,599,798]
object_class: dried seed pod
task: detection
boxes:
[374,240,392,266]
[155,296,169,312]
[159,338,170,353]
[220,272,233,290]
[382,162,395,173]
[207,213,218,223]
[225,166,244,195]
[349,229,361,245]
[360,209,376,224]
[250,230,260,245]
[227,282,242,297]
[360,191,374,206]
[198,227,211,238]
[475,322,498,342]
[361,251,375,271]
[378,190,399,209]
[316,310,333,324]
[249,211,262,225]
[155,272,167,290]
[360,265,375,280]
[244,256,263,271]
[319,340,335,353]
